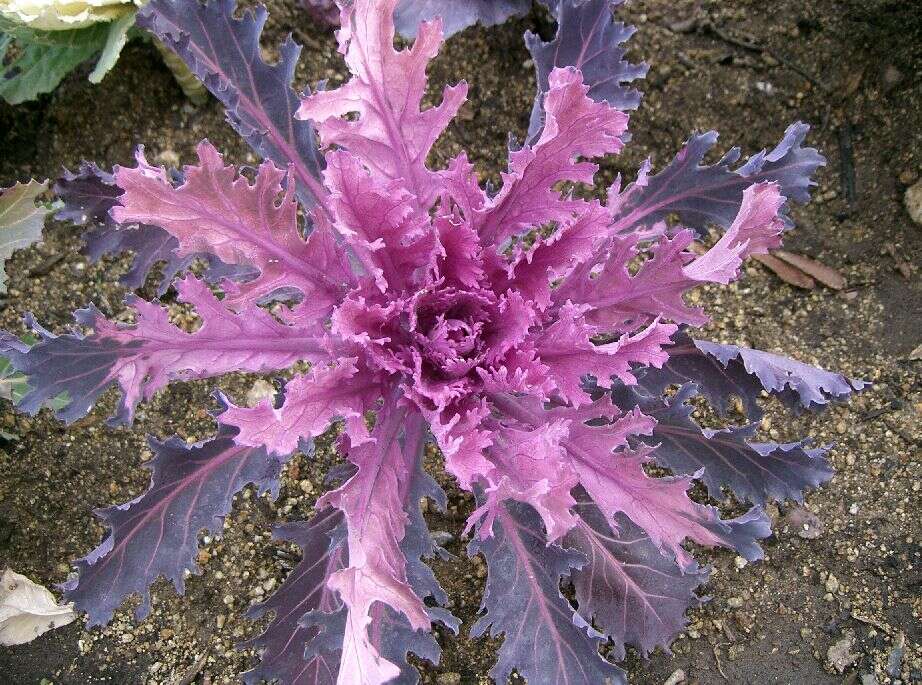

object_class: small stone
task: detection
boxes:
[216,614,226,630]
[299,479,314,494]
[246,379,276,408]
[223,594,235,606]
[883,65,903,88]
[861,675,879,685]
[120,631,134,643]
[899,169,918,186]
[436,674,461,685]
[887,644,904,677]
[155,149,180,167]
[159,628,174,640]
[827,632,858,673]
[785,506,823,539]
[825,575,840,593]
[734,556,748,570]
[906,179,922,226]
[197,549,211,565]
[836,421,848,435]
[849,503,859,515]
[727,597,743,609]
[663,669,686,685]
[431,530,454,546]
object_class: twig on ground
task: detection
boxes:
[838,121,857,209]
[27,253,65,278]
[713,643,729,680]
[172,646,211,685]
[700,22,830,93]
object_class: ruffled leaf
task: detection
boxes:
[317,405,432,685]
[694,338,868,411]
[526,0,647,139]
[112,142,352,316]
[567,489,708,661]
[477,67,628,247]
[0,276,326,425]
[469,500,627,685]
[609,122,825,236]
[395,0,530,38]
[298,0,468,209]
[242,509,347,685]
[558,182,786,332]
[323,151,437,291]
[62,425,288,627]
[616,383,834,506]
[55,163,253,295]
[534,302,676,405]
[493,392,772,565]
[139,0,328,206]
[221,358,381,456]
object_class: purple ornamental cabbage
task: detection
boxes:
[0,0,866,683]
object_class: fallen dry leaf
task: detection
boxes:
[752,253,816,289]
[0,567,76,646]
[908,343,922,361]
[772,250,846,289]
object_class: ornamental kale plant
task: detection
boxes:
[0,0,865,683]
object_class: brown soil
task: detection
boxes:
[0,1,920,684]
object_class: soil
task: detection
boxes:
[0,1,920,684]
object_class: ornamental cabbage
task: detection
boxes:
[0,0,864,683]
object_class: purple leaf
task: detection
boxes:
[394,0,531,39]
[469,500,627,685]
[614,383,834,506]
[62,425,287,627]
[609,122,826,236]
[566,489,708,661]
[526,0,648,139]
[638,329,765,419]
[693,338,868,412]
[53,162,121,226]
[138,0,328,207]
[243,509,347,685]
[0,276,327,425]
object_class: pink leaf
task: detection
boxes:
[1,275,327,425]
[477,67,628,247]
[683,181,785,284]
[318,405,431,685]
[220,358,382,455]
[112,142,352,315]
[324,150,437,291]
[297,0,467,208]
[534,302,675,405]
